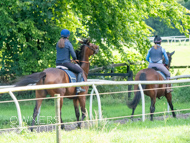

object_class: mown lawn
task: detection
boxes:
[0,83,190,129]
[1,117,190,143]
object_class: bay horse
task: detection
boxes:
[127,51,176,121]
[15,39,99,131]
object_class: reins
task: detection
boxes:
[72,43,97,64]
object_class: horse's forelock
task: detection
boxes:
[83,38,90,45]
[76,44,85,62]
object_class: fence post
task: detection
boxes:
[55,94,61,143]
[8,91,23,128]
[92,84,102,120]
[138,84,145,122]
[89,88,94,120]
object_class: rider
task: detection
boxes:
[56,29,86,93]
[146,35,172,93]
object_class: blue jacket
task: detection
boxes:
[56,39,77,64]
[146,44,169,65]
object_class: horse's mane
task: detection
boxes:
[75,39,90,65]
[75,45,84,62]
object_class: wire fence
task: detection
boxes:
[0,79,190,142]
[0,82,190,127]
[1,83,190,104]
[148,35,190,44]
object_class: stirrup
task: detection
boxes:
[77,87,86,93]
[167,89,173,93]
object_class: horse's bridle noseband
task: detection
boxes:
[84,44,99,54]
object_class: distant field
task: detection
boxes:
[150,41,190,76]
[160,42,190,66]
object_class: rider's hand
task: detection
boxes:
[75,60,80,64]
[164,64,169,70]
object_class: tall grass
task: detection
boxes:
[0,82,190,129]
[1,117,190,143]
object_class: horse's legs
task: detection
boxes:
[131,107,136,121]
[165,93,176,118]
[31,100,43,131]
[78,96,86,128]
[60,97,64,129]
[73,98,80,128]
[150,97,156,121]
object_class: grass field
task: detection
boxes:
[1,82,190,129]
[0,117,190,143]
[157,42,190,76]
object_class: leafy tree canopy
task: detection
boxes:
[0,0,190,83]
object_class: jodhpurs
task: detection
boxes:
[148,63,170,79]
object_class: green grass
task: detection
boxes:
[1,83,190,129]
[0,117,190,143]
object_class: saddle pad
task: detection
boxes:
[56,65,68,70]
[156,71,166,80]
[57,68,76,83]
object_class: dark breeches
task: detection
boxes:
[56,62,83,74]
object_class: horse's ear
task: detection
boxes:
[170,51,175,56]
[87,38,91,44]
[79,40,83,44]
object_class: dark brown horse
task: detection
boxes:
[15,39,99,131]
[127,51,176,121]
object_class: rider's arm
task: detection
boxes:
[146,49,151,62]
[68,42,77,60]
[162,48,169,65]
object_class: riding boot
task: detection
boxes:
[76,72,86,93]
[166,77,173,93]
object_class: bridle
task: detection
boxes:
[80,43,99,63]
[72,43,99,64]
[83,44,99,54]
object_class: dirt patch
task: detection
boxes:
[1,113,190,134]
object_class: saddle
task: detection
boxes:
[56,66,76,82]
[56,65,84,83]
[151,67,166,80]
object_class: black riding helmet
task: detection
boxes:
[154,35,162,44]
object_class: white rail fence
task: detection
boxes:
[0,75,190,129]
[148,35,190,44]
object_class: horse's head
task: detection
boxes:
[75,39,99,66]
[79,39,99,56]
[163,51,175,68]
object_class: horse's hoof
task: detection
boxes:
[30,127,34,132]
[61,125,65,130]
[77,123,81,129]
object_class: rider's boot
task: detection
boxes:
[76,72,86,93]
[166,77,173,93]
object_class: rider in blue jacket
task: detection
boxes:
[56,29,85,93]
[146,35,172,93]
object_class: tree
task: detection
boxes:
[145,0,190,36]
[0,0,190,83]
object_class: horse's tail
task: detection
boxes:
[127,72,146,109]
[15,72,46,87]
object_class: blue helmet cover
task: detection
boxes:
[61,29,70,37]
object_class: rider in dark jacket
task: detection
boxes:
[56,29,85,93]
[146,35,172,93]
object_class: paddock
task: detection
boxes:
[0,75,190,128]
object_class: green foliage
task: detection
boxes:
[0,0,61,83]
[0,0,190,83]
[146,0,190,36]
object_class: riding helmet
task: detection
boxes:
[154,35,162,44]
[60,29,70,38]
